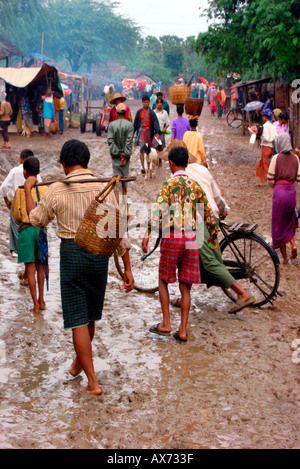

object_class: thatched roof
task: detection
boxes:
[0,35,24,60]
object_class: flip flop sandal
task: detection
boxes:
[173,332,188,343]
[228,296,256,314]
[149,323,171,336]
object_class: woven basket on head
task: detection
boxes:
[184,98,204,116]
[74,176,127,258]
[169,85,190,105]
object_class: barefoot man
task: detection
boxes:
[24,139,134,395]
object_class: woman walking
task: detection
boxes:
[256,109,277,186]
[268,133,300,264]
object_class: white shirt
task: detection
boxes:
[154,108,170,131]
[186,164,227,218]
[261,121,278,148]
[0,164,42,201]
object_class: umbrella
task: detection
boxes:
[198,77,209,87]
[39,227,49,291]
[243,101,264,112]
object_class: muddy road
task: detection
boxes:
[0,100,299,449]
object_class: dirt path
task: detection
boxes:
[0,100,299,449]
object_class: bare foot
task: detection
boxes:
[291,246,297,260]
[79,385,102,395]
[69,358,82,377]
[31,304,40,314]
[38,300,46,310]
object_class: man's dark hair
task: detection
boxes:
[60,139,90,167]
[176,104,184,115]
[169,147,188,167]
[23,156,40,176]
[156,92,163,98]
[279,111,289,121]
[156,97,164,104]
[20,149,34,160]
[189,118,198,128]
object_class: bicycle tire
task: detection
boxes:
[226,109,243,129]
[114,224,159,293]
[220,231,280,308]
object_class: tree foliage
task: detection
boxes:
[0,0,139,72]
[194,0,300,82]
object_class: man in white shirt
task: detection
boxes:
[0,149,41,284]
[178,163,255,313]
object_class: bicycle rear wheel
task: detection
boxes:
[226,109,243,129]
[220,232,280,307]
[114,224,160,293]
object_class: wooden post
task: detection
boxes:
[81,78,84,115]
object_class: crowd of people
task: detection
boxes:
[0,84,299,395]
[0,86,66,149]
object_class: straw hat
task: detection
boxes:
[110,93,126,105]
[158,139,197,163]
[273,108,282,119]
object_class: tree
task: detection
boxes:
[193,0,300,82]
[164,45,184,75]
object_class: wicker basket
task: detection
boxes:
[74,176,127,258]
[184,98,204,116]
[169,85,190,105]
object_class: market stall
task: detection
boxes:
[0,64,63,133]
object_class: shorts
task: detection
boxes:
[60,239,109,330]
[17,226,42,264]
[159,231,201,284]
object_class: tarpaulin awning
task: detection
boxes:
[0,65,62,91]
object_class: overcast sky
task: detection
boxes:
[115,0,210,39]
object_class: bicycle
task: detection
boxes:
[226,106,244,129]
[114,221,281,308]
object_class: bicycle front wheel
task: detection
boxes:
[220,232,280,308]
[226,109,243,128]
[114,225,160,293]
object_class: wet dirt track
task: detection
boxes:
[0,100,299,449]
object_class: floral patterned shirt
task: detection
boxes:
[12,185,48,226]
[148,171,218,246]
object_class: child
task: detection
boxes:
[142,141,218,342]
[0,149,42,285]
[11,157,48,313]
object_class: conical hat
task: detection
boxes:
[110,93,126,104]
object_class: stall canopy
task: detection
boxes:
[0,64,63,93]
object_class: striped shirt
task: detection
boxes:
[29,168,130,256]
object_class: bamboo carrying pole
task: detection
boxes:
[19,177,136,189]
